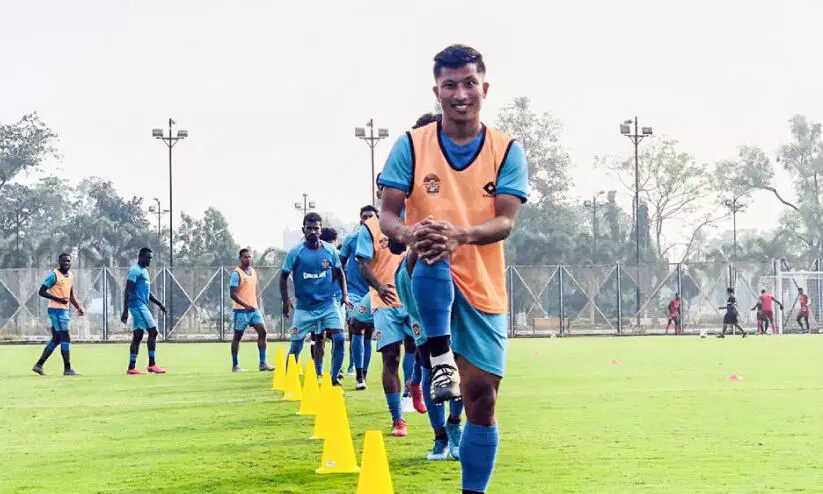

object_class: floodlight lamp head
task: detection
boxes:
[642,127,653,136]
[355,127,366,138]
[294,203,301,209]
[308,202,316,209]
[152,128,164,138]
[620,124,631,135]
[378,128,389,138]
[177,129,189,139]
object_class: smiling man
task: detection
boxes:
[377,44,528,494]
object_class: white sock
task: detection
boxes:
[430,350,457,370]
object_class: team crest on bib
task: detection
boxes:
[423,173,441,195]
[412,323,421,336]
[374,331,382,341]
[358,305,367,314]
[321,259,330,269]
[378,237,389,249]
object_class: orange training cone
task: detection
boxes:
[316,387,360,474]
[272,346,286,391]
[356,431,394,493]
[283,354,303,401]
[311,372,334,440]
[728,374,743,381]
[298,359,320,416]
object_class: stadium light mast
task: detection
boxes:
[355,119,389,207]
[583,191,606,263]
[723,196,746,284]
[620,117,653,323]
[294,193,316,217]
[148,197,169,258]
[152,119,188,270]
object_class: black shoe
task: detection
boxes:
[716,334,725,339]
[430,364,461,404]
[32,364,46,376]
[741,331,747,338]
[63,368,82,376]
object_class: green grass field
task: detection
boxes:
[3,336,823,493]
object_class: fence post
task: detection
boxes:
[219,267,225,341]
[676,263,683,334]
[102,267,108,342]
[558,266,565,336]
[508,266,514,338]
[616,263,622,335]
[162,268,168,341]
[775,259,783,334]
[817,259,822,326]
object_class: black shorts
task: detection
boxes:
[723,314,738,325]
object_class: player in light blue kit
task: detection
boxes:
[280,213,352,385]
[320,227,346,381]
[121,247,168,375]
[340,205,379,390]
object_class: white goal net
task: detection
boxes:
[761,270,823,334]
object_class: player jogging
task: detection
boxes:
[340,206,379,390]
[121,247,168,374]
[718,287,746,338]
[758,289,783,334]
[665,293,681,335]
[320,227,346,381]
[280,213,351,384]
[797,287,811,331]
[229,248,274,372]
[379,45,528,493]
[356,214,421,436]
[32,253,85,376]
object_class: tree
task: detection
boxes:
[0,113,58,193]
[176,208,240,266]
[603,138,715,261]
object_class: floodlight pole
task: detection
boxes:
[153,118,188,270]
[355,119,389,207]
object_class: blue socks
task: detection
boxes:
[402,352,415,395]
[412,259,453,339]
[363,335,372,374]
[422,368,446,429]
[258,347,266,365]
[148,350,156,367]
[232,352,239,367]
[386,392,402,422]
[460,422,499,492]
[449,399,464,420]
[129,353,138,370]
[331,332,345,382]
[411,352,423,386]
[351,334,364,371]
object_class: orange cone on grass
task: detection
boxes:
[272,346,286,391]
[283,354,303,401]
[316,387,359,474]
[298,359,320,416]
[356,431,394,493]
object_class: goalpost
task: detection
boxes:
[762,269,823,334]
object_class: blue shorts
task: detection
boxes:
[47,308,70,332]
[451,286,508,378]
[348,293,373,324]
[395,262,426,346]
[290,303,344,341]
[233,309,264,331]
[129,304,156,331]
[373,306,413,352]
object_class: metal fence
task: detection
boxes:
[1,262,818,342]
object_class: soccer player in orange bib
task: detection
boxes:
[379,45,528,493]
[797,287,811,331]
[32,253,85,376]
[228,248,274,372]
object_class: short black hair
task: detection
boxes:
[433,44,486,79]
[139,247,152,258]
[727,287,734,294]
[320,227,338,243]
[360,205,378,216]
[239,248,251,257]
[303,212,322,226]
[375,172,382,187]
[761,289,766,294]
[413,113,440,129]
[58,252,71,261]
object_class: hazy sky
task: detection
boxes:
[3,0,820,251]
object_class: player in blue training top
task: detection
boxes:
[280,213,352,385]
[339,204,379,390]
[32,252,85,376]
[121,247,168,375]
[379,45,529,494]
[228,248,274,372]
[319,226,346,381]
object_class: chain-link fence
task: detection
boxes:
[2,262,814,342]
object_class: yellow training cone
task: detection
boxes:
[272,346,286,391]
[311,372,334,440]
[283,354,303,401]
[316,388,360,474]
[298,359,320,416]
[356,431,394,493]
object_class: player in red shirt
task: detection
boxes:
[665,293,681,335]
[797,287,811,331]
[758,289,783,333]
